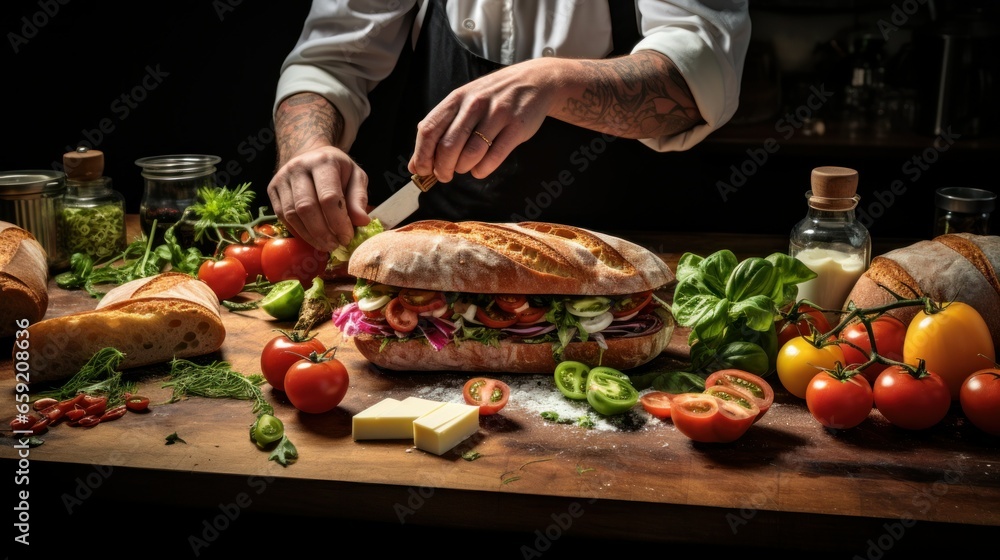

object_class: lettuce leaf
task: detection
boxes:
[329,219,385,266]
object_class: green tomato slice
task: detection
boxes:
[261,279,305,320]
[554,360,591,400]
[565,296,612,318]
[586,371,639,416]
[251,414,285,447]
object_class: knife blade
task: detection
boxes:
[368,174,438,229]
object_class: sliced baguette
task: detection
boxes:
[1,220,49,337]
[22,272,225,384]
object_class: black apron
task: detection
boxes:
[352,0,685,231]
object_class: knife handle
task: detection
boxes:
[411,174,438,192]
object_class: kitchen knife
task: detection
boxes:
[368,174,438,229]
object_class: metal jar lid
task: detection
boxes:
[0,170,67,199]
[935,187,996,214]
[135,154,221,180]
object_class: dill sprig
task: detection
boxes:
[35,347,136,407]
[164,358,273,416]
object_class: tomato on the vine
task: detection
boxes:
[903,301,996,400]
[670,392,757,443]
[703,369,774,423]
[776,336,845,399]
[283,349,350,414]
[805,371,873,429]
[776,303,831,348]
[198,256,247,301]
[839,315,906,385]
[261,330,327,391]
[463,377,511,415]
[223,242,265,282]
[873,364,951,430]
[261,236,330,285]
[960,367,1000,436]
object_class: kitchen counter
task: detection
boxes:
[2,226,997,557]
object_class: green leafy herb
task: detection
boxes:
[329,218,385,266]
[540,411,595,428]
[462,450,482,461]
[163,358,273,416]
[165,432,187,445]
[267,435,298,466]
[34,347,135,407]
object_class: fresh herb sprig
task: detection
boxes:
[163,358,273,416]
[34,347,135,408]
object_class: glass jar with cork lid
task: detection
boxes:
[60,147,127,260]
[789,166,872,320]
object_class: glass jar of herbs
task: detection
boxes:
[59,147,127,260]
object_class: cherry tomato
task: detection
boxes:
[903,301,996,400]
[463,377,511,416]
[703,385,762,432]
[398,289,447,313]
[223,242,265,282]
[873,364,951,430]
[27,415,51,435]
[32,397,59,411]
[776,303,831,349]
[260,330,327,392]
[475,305,518,329]
[838,315,907,385]
[10,414,39,432]
[640,391,673,419]
[72,415,102,427]
[805,371,873,429]
[776,336,846,399]
[611,291,653,319]
[100,405,128,422]
[960,367,1000,436]
[198,256,247,301]
[384,297,418,333]
[261,236,330,285]
[283,349,350,414]
[125,395,151,412]
[703,369,774,423]
[670,393,757,443]
[64,408,86,422]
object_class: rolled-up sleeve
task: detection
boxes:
[274,1,418,150]
[634,0,751,151]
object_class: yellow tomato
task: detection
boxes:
[903,301,995,400]
[776,336,846,399]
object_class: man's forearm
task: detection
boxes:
[273,92,343,169]
[550,50,703,139]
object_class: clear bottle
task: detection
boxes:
[789,166,872,321]
[135,154,220,246]
[59,147,127,260]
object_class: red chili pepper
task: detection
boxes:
[100,405,127,422]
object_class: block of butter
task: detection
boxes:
[412,402,480,456]
[352,397,447,440]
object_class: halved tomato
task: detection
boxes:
[611,291,653,318]
[475,305,518,329]
[495,294,529,313]
[703,369,774,423]
[516,305,549,324]
[385,297,418,333]
[398,288,446,313]
[463,377,511,415]
[670,392,756,443]
[640,391,674,419]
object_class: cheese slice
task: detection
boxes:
[412,402,480,456]
[352,397,447,440]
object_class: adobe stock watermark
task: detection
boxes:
[187,475,276,556]
[717,83,834,202]
[213,123,276,188]
[519,498,599,559]
[877,0,931,41]
[7,0,71,54]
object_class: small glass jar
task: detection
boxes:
[135,154,220,246]
[0,170,68,270]
[60,148,127,260]
[934,187,995,237]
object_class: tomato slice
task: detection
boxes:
[516,305,549,324]
[640,391,674,419]
[554,361,590,400]
[703,369,774,423]
[463,377,511,415]
[586,368,639,416]
[670,393,755,443]
[475,305,518,329]
[384,297,418,333]
[495,294,529,313]
[611,291,653,318]
[398,288,446,313]
[126,395,151,412]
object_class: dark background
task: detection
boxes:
[2,0,998,242]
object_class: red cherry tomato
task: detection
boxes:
[838,315,907,385]
[873,364,951,430]
[960,367,1000,436]
[670,392,757,443]
[125,395,151,412]
[198,256,247,301]
[261,236,330,285]
[384,297,418,333]
[283,349,351,414]
[223,242,265,282]
[462,377,511,416]
[703,369,774,423]
[260,330,327,392]
[100,405,128,422]
[10,414,39,432]
[640,391,674,419]
[776,304,831,349]
[805,371,873,429]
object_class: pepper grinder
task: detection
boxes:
[60,147,128,260]
[789,166,872,321]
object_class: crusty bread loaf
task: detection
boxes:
[20,272,225,384]
[353,322,674,373]
[845,233,1000,349]
[348,220,675,295]
[1,220,49,337]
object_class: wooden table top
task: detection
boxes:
[2,225,997,556]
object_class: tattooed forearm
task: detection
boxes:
[273,93,343,169]
[559,50,703,138]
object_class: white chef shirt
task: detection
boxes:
[275,0,750,152]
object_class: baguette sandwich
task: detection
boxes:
[332,220,675,373]
[19,272,226,384]
[1,220,49,338]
